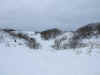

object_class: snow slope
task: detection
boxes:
[0,31,100,75]
[0,46,100,75]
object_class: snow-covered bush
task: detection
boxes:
[68,22,100,48]
[52,31,89,49]
[52,32,75,49]
[0,28,40,49]
[26,38,40,49]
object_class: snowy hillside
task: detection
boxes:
[0,28,100,54]
[0,27,100,75]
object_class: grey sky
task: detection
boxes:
[0,0,100,31]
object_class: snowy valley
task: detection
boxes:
[0,23,100,75]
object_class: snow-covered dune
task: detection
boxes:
[0,28,100,75]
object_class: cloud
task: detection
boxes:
[0,0,100,31]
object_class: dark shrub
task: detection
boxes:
[35,32,40,34]
[3,28,16,32]
[76,23,100,38]
[95,23,100,34]
[76,25,94,38]
[40,28,63,40]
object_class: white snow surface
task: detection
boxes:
[0,31,100,75]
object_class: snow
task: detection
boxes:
[0,31,100,75]
[0,46,100,75]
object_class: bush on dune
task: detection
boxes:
[40,28,63,40]
[70,22,100,48]
[53,23,100,49]
[52,32,75,49]
[2,28,40,49]
[76,23,100,38]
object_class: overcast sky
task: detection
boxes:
[0,0,100,31]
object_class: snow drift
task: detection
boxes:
[0,24,100,75]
